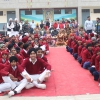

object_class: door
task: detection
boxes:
[82,9,90,26]
[43,9,54,23]
[7,11,16,22]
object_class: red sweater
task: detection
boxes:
[0,58,8,64]
[53,23,58,29]
[0,63,5,83]
[78,45,82,57]
[42,56,48,62]
[20,58,51,75]
[82,49,93,64]
[0,64,23,81]
[95,55,100,71]
[15,54,23,64]
[20,49,29,59]
[59,23,64,29]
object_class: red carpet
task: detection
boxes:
[1,47,100,96]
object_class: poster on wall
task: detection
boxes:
[43,9,54,23]
[20,10,43,24]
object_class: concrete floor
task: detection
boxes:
[0,94,100,100]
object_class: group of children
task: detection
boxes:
[66,32,100,85]
[0,33,51,97]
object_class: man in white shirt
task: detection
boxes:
[7,18,14,37]
[30,20,36,29]
[84,16,94,34]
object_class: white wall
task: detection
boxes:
[0,9,15,23]
[90,8,100,21]
[0,0,78,9]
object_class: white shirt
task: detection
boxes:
[12,66,17,71]
[7,22,14,29]
[30,22,36,29]
[23,49,27,54]
[84,20,94,31]
[29,58,37,65]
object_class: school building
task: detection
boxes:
[0,0,100,30]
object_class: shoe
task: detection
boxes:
[8,91,14,97]
[36,84,46,89]
[33,81,46,89]
[25,83,34,89]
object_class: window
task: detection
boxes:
[94,9,100,13]
[54,9,61,14]
[0,11,3,16]
[25,10,32,15]
[7,11,15,14]
[36,10,43,14]
[65,9,72,14]
[82,9,90,12]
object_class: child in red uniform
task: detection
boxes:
[11,47,23,64]
[20,48,51,90]
[82,43,93,69]
[20,43,30,59]
[0,51,8,64]
[0,56,29,97]
[0,63,11,93]
[36,48,48,62]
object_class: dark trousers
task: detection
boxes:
[77,56,82,64]
[66,46,73,54]
[93,71,100,81]
[73,53,78,60]
[83,62,91,69]
[89,67,96,75]
[86,30,92,34]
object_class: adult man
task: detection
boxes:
[40,20,44,29]
[7,18,14,37]
[22,20,30,34]
[13,18,20,36]
[46,19,50,28]
[95,17,100,34]
[84,16,94,34]
[30,20,36,30]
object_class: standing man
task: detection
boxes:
[14,18,20,36]
[84,16,94,34]
[46,19,50,28]
[7,18,14,37]
[95,17,100,35]
[22,20,30,34]
[40,20,44,29]
[30,20,36,30]
[19,20,24,31]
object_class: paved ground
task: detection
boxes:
[0,94,100,100]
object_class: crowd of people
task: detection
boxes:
[0,16,100,97]
[66,16,100,86]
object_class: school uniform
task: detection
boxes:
[15,54,23,65]
[20,57,51,89]
[73,43,78,59]
[0,58,8,64]
[0,64,11,93]
[0,64,29,94]
[66,38,72,52]
[82,49,93,69]
[42,43,49,55]
[77,45,82,64]
[70,40,75,54]
[91,55,100,81]
[20,49,29,59]
[41,55,48,62]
